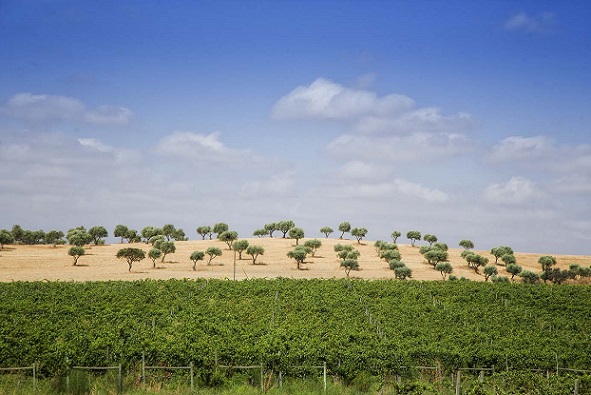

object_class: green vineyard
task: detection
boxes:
[1,278,591,391]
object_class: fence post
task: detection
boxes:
[32,363,36,388]
[575,378,580,395]
[479,370,484,382]
[66,356,70,392]
[455,370,461,395]
[323,362,327,392]
[190,362,194,392]
[118,364,122,395]
[142,352,146,387]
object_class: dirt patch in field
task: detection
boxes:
[0,238,589,282]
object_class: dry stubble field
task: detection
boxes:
[1,237,589,283]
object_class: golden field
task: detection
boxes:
[0,237,589,282]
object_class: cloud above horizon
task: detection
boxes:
[0,93,132,125]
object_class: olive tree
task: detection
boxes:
[196,226,212,240]
[423,234,438,246]
[538,255,557,272]
[253,229,267,238]
[406,231,421,247]
[519,270,540,285]
[155,240,175,262]
[287,247,308,270]
[114,224,129,243]
[483,265,498,281]
[68,246,85,266]
[391,231,401,243]
[422,248,448,268]
[394,265,412,280]
[125,229,141,243]
[66,227,93,247]
[205,246,222,265]
[465,253,489,273]
[491,246,514,264]
[141,226,162,244]
[338,222,351,239]
[278,220,295,238]
[212,223,229,238]
[435,262,453,280]
[190,251,205,271]
[351,227,368,244]
[320,227,334,238]
[459,240,474,250]
[148,248,162,268]
[246,245,264,265]
[304,239,322,257]
[340,258,359,277]
[219,231,239,250]
[264,223,278,238]
[288,227,305,245]
[233,239,250,259]
[88,226,108,245]
[501,254,516,266]
[0,230,15,250]
[380,249,401,263]
[506,263,523,280]
[116,247,146,272]
[44,230,65,247]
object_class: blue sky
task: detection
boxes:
[1,1,590,254]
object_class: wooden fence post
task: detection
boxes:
[575,379,580,395]
[323,362,327,392]
[455,370,461,395]
[142,352,146,387]
[190,362,194,392]
[118,364,122,394]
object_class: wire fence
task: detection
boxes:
[2,358,591,394]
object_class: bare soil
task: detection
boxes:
[0,238,589,282]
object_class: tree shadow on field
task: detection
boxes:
[75,264,90,267]
[252,262,268,266]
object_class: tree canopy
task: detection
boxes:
[406,231,421,246]
[190,251,205,271]
[68,246,85,266]
[338,222,351,239]
[116,247,146,272]
[278,220,295,238]
[320,226,334,238]
[351,227,368,244]
[246,245,264,265]
[88,226,108,245]
[288,227,305,245]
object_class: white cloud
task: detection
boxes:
[490,135,551,162]
[85,105,133,124]
[504,12,555,33]
[483,176,539,205]
[393,179,449,203]
[338,160,390,181]
[271,78,414,120]
[327,132,471,162]
[0,92,132,125]
[154,131,250,164]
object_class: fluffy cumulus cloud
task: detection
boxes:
[271,78,415,120]
[483,176,539,205]
[0,93,132,124]
[504,12,555,33]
